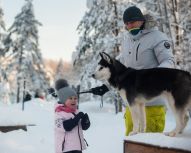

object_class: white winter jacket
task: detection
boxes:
[54,104,87,153]
[118,15,175,69]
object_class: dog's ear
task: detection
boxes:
[99,52,112,64]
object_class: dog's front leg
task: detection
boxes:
[139,103,146,133]
[129,104,140,135]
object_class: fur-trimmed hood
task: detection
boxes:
[143,14,158,30]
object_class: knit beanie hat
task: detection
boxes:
[57,87,77,104]
[55,79,77,104]
[123,6,145,23]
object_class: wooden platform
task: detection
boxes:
[124,140,191,153]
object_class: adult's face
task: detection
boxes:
[125,20,144,31]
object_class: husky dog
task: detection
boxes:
[92,52,191,137]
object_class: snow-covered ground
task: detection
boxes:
[0,99,191,153]
[0,99,124,153]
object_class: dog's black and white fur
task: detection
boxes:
[92,52,191,137]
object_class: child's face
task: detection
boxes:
[64,96,78,110]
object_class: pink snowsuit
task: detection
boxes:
[54,104,87,153]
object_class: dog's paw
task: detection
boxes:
[140,128,146,133]
[129,131,138,136]
[164,131,176,137]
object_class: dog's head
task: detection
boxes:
[92,52,114,81]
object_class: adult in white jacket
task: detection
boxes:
[118,6,175,69]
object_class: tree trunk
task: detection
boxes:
[17,48,23,103]
[16,83,20,103]
[113,1,122,112]
[163,0,174,52]
[171,0,181,56]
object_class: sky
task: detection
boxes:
[0,99,191,153]
[1,0,87,62]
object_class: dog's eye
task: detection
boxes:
[99,67,103,70]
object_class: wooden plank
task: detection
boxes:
[0,124,35,133]
[124,140,191,153]
[0,125,27,132]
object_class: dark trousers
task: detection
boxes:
[64,151,82,153]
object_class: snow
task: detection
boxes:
[0,99,191,153]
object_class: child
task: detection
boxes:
[54,79,90,153]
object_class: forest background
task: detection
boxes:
[0,0,191,111]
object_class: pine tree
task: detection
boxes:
[157,0,191,68]
[5,0,49,102]
[0,2,7,78]
[73,0,129,109]
[0,2,6,49]
[0,2,11,104]
[180,0,191,71]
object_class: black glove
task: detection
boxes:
[76,112,85,120]
[91,84,109,96]
[81,113,90,130]
[63,112,84,131]
[48,88,57,98]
